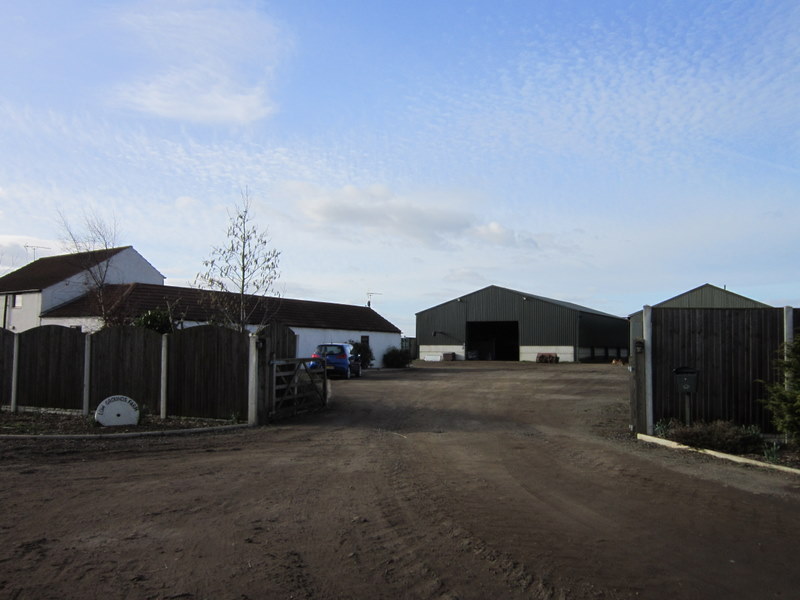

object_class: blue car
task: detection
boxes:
[311,343,362,379]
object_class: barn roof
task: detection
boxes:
[650,283,771,309]
[43,282,401,333]
[0,247,131,293]
[417,285,624,319]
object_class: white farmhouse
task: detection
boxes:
[0,246,164,332]
[1,247,402,367]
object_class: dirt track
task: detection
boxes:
[2,362,799,599]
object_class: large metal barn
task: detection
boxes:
[416,285,629,362]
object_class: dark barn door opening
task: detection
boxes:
[466,321,519,361]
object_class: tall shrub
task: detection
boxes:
[761,338,800,437]
[383,347,411,368]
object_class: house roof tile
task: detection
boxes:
[43,283,402,333]
[0,246,131,293]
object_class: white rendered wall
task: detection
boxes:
[42,248,164,313]
[293,327,400,368]
[41,316,102,332]
[2,292,42,332]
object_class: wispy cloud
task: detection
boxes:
[409,2,800,173]
[108,0,289,124]
[280,181,542,251]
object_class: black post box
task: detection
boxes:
[673,366,698,394]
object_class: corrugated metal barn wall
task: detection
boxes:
[416,299,467,345]
[462,286,520,321]
[520,298,576,345]
[454,286,581,345]
[417,287,585,347]
[579,312,629,349]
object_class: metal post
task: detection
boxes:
[684,393,691,427]
[643,305,654,435]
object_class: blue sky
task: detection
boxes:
[1,0,798,335]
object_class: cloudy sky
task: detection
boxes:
[1,0,798,335]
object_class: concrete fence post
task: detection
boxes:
[10,333,19,413]
[82,333,91,416]
[248,334,258,425]
[643,305,654,435]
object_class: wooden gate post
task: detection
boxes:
[267,351,276,419]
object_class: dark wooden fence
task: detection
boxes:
[17,326,85,411]
[168,325,249,420]
[631,307,792,434]
[0,328,14,406]
[90,326,162,416]
[1,323,326,424]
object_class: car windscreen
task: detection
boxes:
[317,345,345,356]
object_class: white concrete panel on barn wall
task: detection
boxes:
[419,345,464,361]
[520,346,575,363]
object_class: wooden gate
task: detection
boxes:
[268,358,327,420]
[257,322,327,422]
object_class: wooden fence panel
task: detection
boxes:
[168,326,249,420]
[16,325,84,410]
[90,327,162,415]
[259,322,297,358]
[0,328,14,406]
[651,308,783,431]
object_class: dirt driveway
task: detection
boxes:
[2,362,799,599]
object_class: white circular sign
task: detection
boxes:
[95,395,140,427]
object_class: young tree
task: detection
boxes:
[195,190,281,332]
[58,209,124,326]
[761,338,800,438]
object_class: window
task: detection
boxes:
[12,294,22,308]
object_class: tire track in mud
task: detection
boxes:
[346,430,564,600]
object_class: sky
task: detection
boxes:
[1,0,798,336]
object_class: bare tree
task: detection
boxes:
[58,209,124,325]
[195,190,281,332]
